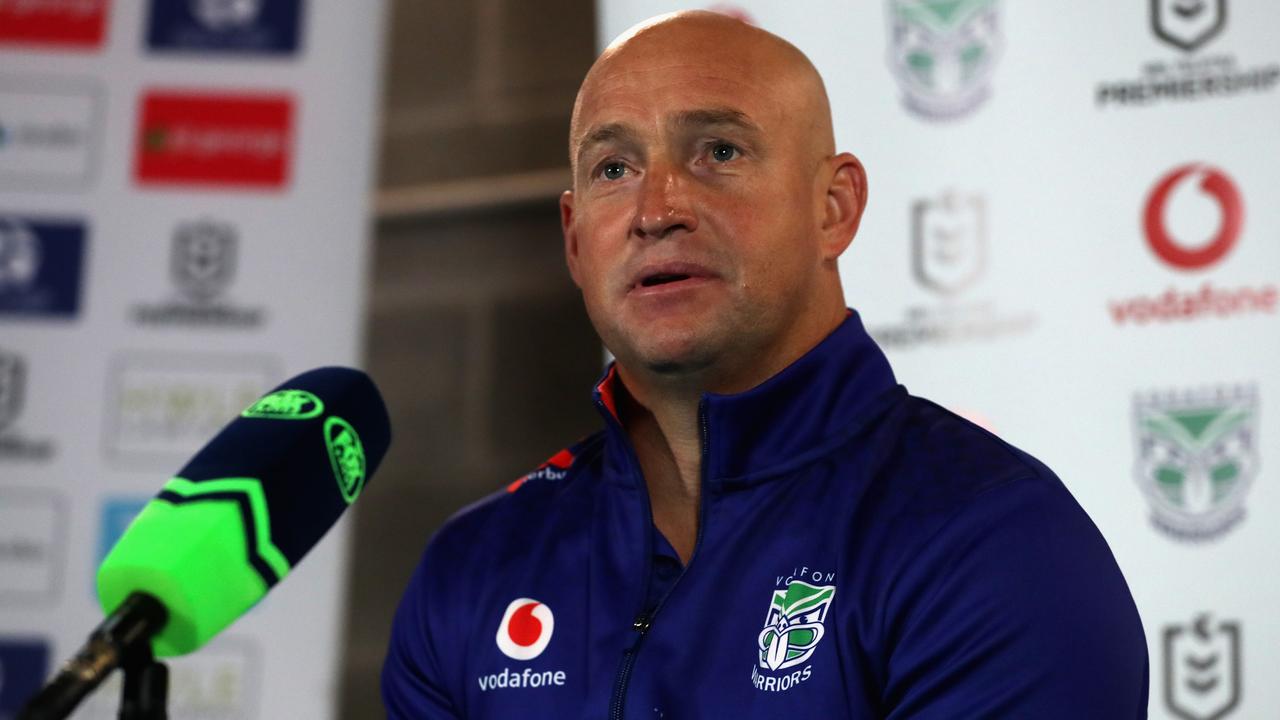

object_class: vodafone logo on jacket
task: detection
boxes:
[134,90,294,189]
[1143,163,1243,271]
[495,598,554,661]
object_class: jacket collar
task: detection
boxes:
[592,310,901,487]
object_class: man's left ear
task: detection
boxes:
[820,152,867,260]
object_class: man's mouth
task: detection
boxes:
[630,262,717,292]
[639,273,692,287]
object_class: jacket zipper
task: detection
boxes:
[607,401,711,719]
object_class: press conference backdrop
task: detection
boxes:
[0,2,385,719]
[593,2,1277,719]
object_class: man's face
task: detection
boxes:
[562,33,831,380]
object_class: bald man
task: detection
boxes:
[383,12,1148,719]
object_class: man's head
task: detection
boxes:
[561,11,867,394]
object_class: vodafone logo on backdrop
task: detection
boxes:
[133,90,294,189]
[1107,162,1275,325]
[1143,164,1243,271]
[495,598,554,661]
[0,0,109,48]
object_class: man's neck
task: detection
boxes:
[616,376,703,564]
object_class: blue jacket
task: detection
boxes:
[383,311,1149,718]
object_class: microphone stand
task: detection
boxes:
[18,592,169,720]
[118,640,168,720]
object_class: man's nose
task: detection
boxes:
[633,163,697,240]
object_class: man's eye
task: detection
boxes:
[710,143,739,162]
[599,162,627,180]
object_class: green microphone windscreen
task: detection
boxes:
[96,367,391,657]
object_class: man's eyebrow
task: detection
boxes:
[575,123,640,167]
[574,109,762,165]
[670,108,761,134]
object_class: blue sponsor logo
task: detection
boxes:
[97,496,149,567]
[0,638,50,715]
[146,0,304,55]
[0,217,85,319]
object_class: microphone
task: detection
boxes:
[19,366,392,719]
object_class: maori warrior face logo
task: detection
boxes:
[757,581,835,671]
[887,0,1003,120]
[1134,386,1257,541]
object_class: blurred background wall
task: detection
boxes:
[338,1,600,717]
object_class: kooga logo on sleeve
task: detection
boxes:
[133,90,294,189]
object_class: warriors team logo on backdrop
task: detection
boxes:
[1107,164,1276,325]
[1163,614,1241,720]
[1096,0,1279,108]
[752,578,834,693]
[1133,385,1257,541]
[869,191,1034,349]
[886,0,1002,121]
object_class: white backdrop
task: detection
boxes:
[0,2,386,718]
[597,2,1278,718]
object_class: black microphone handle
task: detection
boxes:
[18,593,168,720]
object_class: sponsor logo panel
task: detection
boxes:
[1096,0,1279,108]
[1163,614,1242,720]
[0,216,86,319]
[1108,165,1275,326]
[869,190,1036,349]
[1133,384,1257,542]
[0,78,102,189]
[0,0,108,48]
[886,0,1002,121]
[0,638,51,717]
[134,90,293,189]
[0,350,55,461]
[0,489,67,604]
[147,0,304,55]
[82,637,261,719]
[103,353,278,467]
[131,218,264,328]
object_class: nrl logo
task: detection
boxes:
[172,220,237,302]
[912,190,986,295]
[1151,0,1226,53]
[757,580,835,672]
[886,0,1003,121]
[0,351,26,434]
[1163,614,1241,720]
[1133,385,1257,541]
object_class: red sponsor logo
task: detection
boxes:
[134,91,293,189]
[1109,164,1275,325]
[1143,164,1243,270]
[0,0,109,48]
